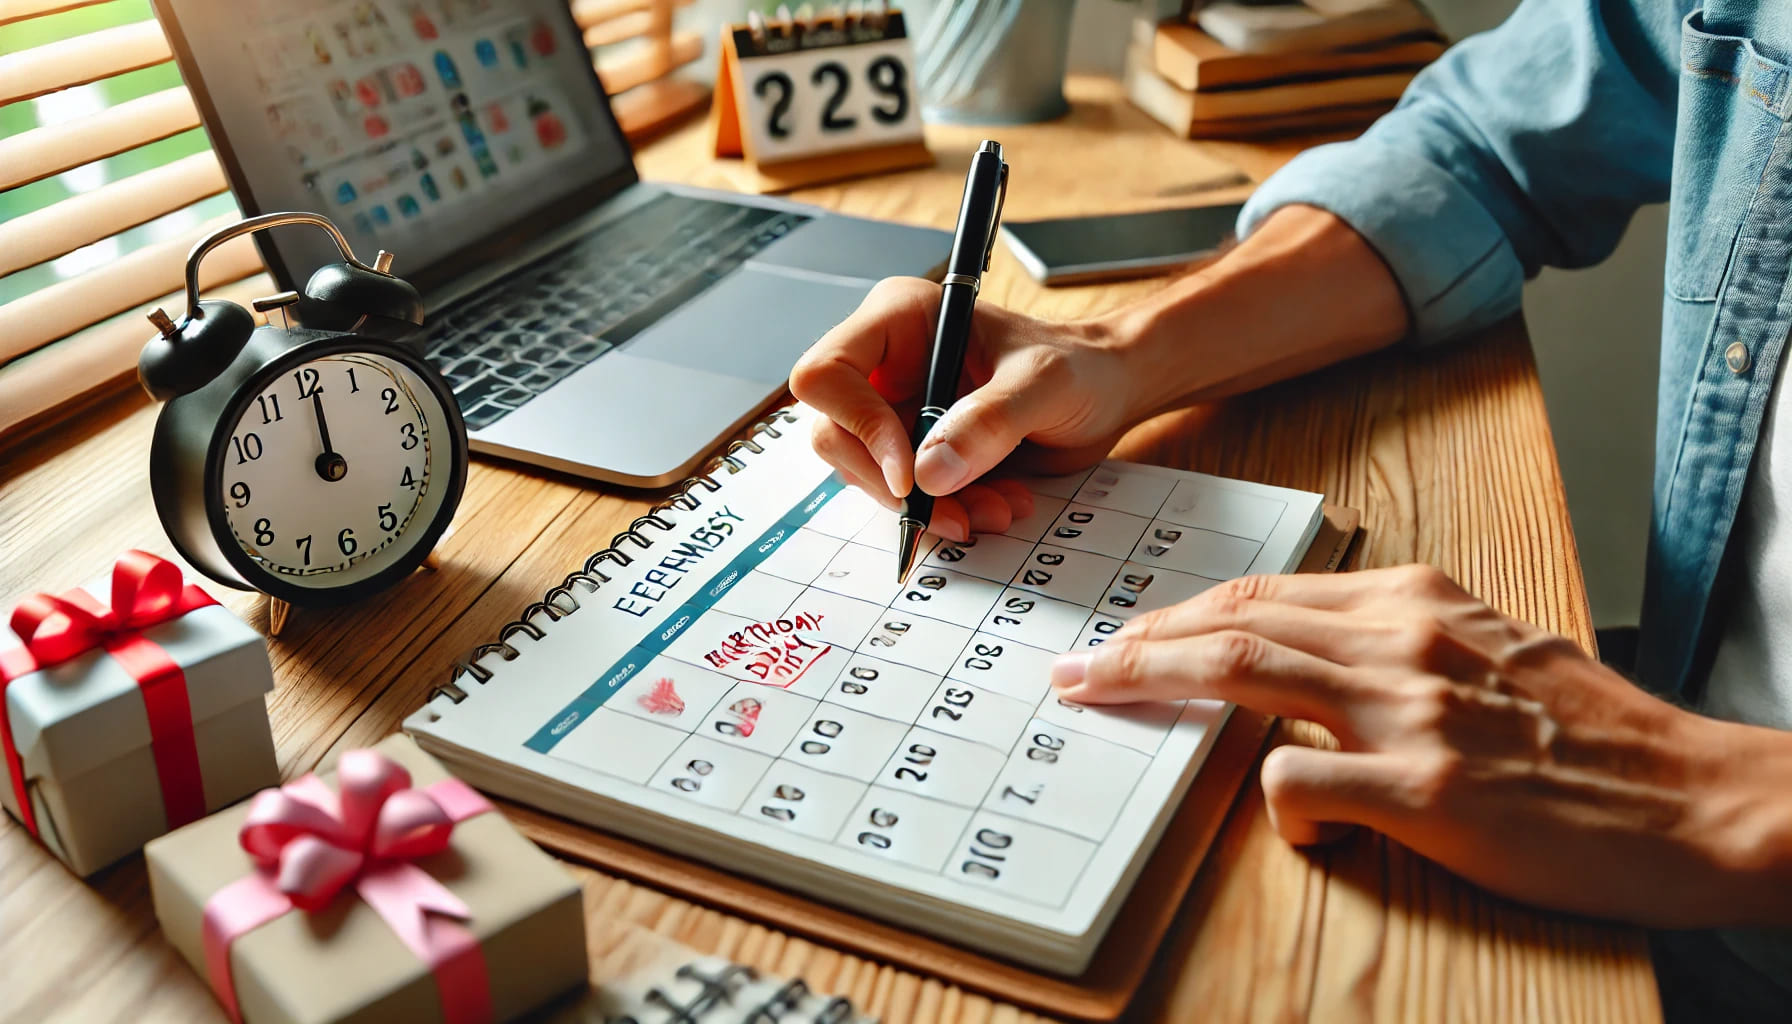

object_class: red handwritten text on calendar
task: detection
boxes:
[704,612,832,688]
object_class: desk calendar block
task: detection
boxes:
[709,7,933,193]
[404,406,1330,977]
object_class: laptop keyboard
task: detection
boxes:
[420,193,810,432]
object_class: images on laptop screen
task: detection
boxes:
[160,0,633,290]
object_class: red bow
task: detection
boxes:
[8,549,213,666]
[0,551,215,838]
[201,751,495,1024]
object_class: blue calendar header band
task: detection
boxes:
[525,476,847,753]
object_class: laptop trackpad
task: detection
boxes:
[624,267,868,383]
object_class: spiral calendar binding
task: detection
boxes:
[605,963,861,1024]
[432,408,801,704]
[742,1,898,54]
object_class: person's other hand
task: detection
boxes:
[1050,566,1792,928]
[790,277,1145,541]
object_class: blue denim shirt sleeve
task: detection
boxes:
[1237,0,1681,345]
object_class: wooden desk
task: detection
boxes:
[0,77,1660,1022]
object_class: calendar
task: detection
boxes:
[406,405,1324,974]
[708,5,933,192]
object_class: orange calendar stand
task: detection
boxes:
[709,8,933,193]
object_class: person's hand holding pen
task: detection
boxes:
[791,275,1139,538]
[793,159,1407,552]
[791,142,1151,549]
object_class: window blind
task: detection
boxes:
[0,0,704,442]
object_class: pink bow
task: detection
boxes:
[201,751,494,1024]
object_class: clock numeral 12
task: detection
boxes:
[294,367,322,399]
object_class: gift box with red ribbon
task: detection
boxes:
[147,734,587,1024]
[0,550,279,875]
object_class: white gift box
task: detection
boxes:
[1,567,279,876]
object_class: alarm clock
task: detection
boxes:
[140,211,467,609]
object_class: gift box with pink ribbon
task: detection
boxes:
[0,550,280,875]
[147,734,587,1024]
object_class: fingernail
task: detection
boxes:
[915,442,969,494]
[1051,651,1092,689]
[880,453,908,497]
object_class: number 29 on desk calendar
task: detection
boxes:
[710,4,930,186]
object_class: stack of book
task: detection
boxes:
[1125,2,1446,139]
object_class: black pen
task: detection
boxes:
[897,139,1009,582]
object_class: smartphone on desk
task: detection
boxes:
[999,202,1245,286]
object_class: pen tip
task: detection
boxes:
[895,518,924,583]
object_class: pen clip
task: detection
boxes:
[982,160,1008,272]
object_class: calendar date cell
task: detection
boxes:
[978,587,1092,653]
[805,652,935,722]
[947,631,1057,704]
[1043,503,1153,560]
[876,726,1006,807]
[652,735,774,811]
[986,720,1149,840]
[1035,693,1182,755]
[814,541,905,607]
[1008,543,1124,607]
[924,533,1034,583]
[1072,467,1175,518]
[837,786,972,873]
[920,678,1033,752]
[895,567,1005,625]
[701,681,817,755]
[757,527,846,585]
[783,702,909,782]
[949,812,1094,908]
[741,762,862,840]
[856,613,975,676]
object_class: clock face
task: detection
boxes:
[218,351,454,589]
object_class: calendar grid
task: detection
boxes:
[536,463,1292,914]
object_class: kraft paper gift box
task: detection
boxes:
[147,734,588,1024]
[0,551,280,876]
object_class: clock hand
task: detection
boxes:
[312,391,347,482]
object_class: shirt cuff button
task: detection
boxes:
[1726,342,1752,375]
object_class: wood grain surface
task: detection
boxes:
[0,76,1659,1022]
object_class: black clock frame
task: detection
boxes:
[150,326,468,606]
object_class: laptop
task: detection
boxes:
[151,0,947,486]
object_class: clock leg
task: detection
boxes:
[266,596,292,638]
[421,524,455,572]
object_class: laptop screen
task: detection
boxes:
[155,0,634,292]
